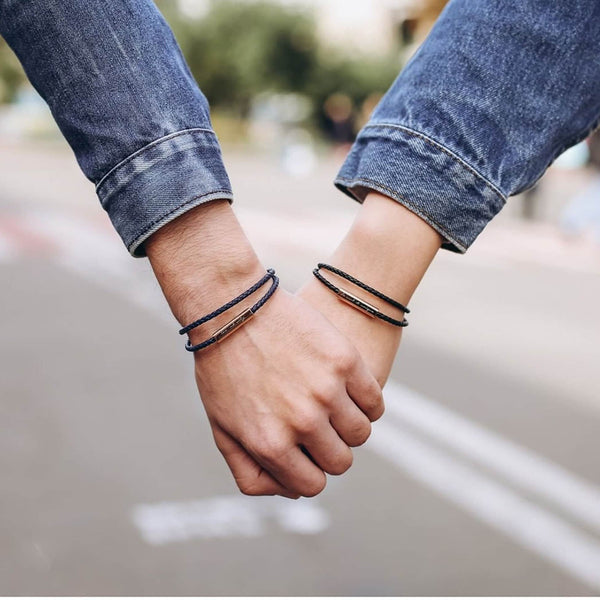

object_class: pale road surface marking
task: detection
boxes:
[384,381,600,534]
[0,231,16,262]
[368,421,600,592]
[3,211,600,588]
[132,496,330,545]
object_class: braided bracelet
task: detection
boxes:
[317,263,409,314]
[180,268,279,352]
[313,264,409,327]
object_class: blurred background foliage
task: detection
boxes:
[0,0,405,142]
[0,38,26,104]
[159,1,399,117]
[156,0,402,140]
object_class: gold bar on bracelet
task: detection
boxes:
[336,286,378,318]
[212,307,255,343]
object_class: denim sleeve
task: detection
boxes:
[336,0,600,252]
[0,0,232,256]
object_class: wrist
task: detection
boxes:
[145,200,264,326]
[331,192,442,304]
[299,192,441,385]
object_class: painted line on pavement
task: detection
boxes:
[383,381,600,534]
[0,216,59,259]
[368,420,600,592]
[0,231,16,263]
[132,495,330,545]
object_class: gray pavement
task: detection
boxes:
[1,142,600,595]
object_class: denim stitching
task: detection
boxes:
[127,188,233,253]
[96,128,217,192]
[335,176,467,252]
[362,123,507,202]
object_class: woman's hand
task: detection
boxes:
[299,192,442,387]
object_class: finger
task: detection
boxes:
[212,425,300,499]
[246,436,327,498]
[329,395,372,447]
[345,355,384,422]
[300,423,353,476]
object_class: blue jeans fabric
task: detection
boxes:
[2,0,600,255]
[338,0,600,252]
[0,0,232,256]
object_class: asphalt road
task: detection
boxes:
[1,143,599,595]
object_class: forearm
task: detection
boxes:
[145,200,263,331]
[0,0,231,256]
[300,191,441,386]
[331,192,442,307]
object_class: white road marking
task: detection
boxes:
[368,421,600,591]
[132,495,330,545]
[22,211,172,322]
[383,382,600,534]
[0,232,16,262]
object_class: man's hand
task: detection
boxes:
[145,200,382,498]
[194,289,382,497]
[299,192,442,387]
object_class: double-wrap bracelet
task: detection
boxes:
[313,263,409,327]
[179,268,279,352]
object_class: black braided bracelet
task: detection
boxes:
[179,268,275,335]
[313,265,409,327]
[181,268,279,352]
[317,263,410,314]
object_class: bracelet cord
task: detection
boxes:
[313,266,409,328]
[179,268,275,336]
[184,270,279,352]
[317,263,410,314]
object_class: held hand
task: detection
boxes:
[299,277,401,388]
[299,192,442,387]
[194,289,382,498]
[145,200,382,498]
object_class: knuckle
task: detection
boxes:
[261,440,288,462]
[293,408,322,435]
[213,438,227,456]
[251,433,289,463]
[301,474,327,498]
[327,449,353,475]
[313,379,341,405]
[349,418,372,446]
[369,398,385,421]
[236,478,262,496]
[363,385,385,421]
[334,348,358,374]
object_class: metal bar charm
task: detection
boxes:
[336,286,378,318]
[212,307,255,343]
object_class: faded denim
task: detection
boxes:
[2,0,600,255]
[337,0,600,251]
[0,0,232,256]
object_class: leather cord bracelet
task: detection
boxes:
[316,263,410,314]
[180,268,279,352]
[313,264,409,327]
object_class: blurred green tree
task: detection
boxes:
[162,1,319,117]
[0,38,26,103]
[0,0,402,138]
[159,0,401,128]
[309,53,400,133]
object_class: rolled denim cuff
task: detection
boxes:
[96,128,233,257]
[335,124,507,253]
